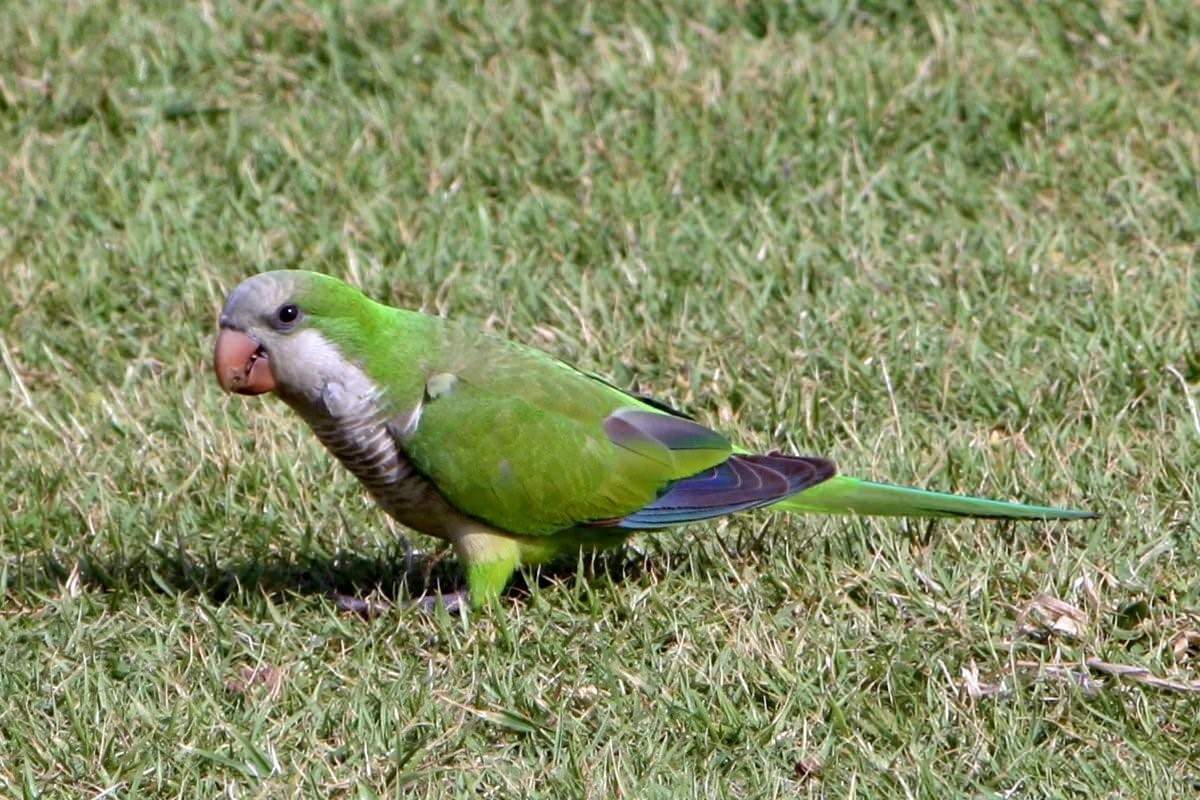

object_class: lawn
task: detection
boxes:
[1,1,1198,796]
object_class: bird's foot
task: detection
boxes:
[331,590,468,618]
[414,590,469,615]
[331,592,392,619]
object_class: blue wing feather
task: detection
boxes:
[596,453,836,530]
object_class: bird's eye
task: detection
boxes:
[277,304,299,324]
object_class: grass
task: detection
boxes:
[1,0,1198,796]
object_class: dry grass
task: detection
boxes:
[1,1,1198,796]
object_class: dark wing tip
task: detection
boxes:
[602,452,836,530]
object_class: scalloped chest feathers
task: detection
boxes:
[298,378,450,533]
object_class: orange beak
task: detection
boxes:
[214,329,276,395]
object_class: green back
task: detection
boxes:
[405,327,730,535]
[300,275,731,536]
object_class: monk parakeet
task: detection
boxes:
[214,271,1094,610]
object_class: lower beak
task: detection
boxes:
[214,329,276,395]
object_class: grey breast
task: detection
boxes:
[306,380,433,517]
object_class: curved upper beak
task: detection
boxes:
[214,329,276,395]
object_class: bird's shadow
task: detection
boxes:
[3,541,655,610]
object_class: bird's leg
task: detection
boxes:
[453,528,522,608]
[333,529,516,618]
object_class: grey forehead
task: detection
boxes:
[219,272,296,328]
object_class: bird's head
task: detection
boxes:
[214,270,369,405]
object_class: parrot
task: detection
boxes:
[214,270,1095,611]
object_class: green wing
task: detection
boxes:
[396,330,731,536]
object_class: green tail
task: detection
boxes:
[775,475,1096,521]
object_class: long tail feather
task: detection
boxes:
[774,475,1096,521]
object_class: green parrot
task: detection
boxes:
[214,270,1094,610]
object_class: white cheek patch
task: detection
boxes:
[273,329,381,418]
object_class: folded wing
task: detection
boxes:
[595,452,836,529]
